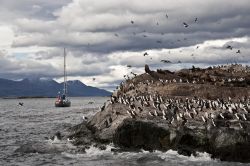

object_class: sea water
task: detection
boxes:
[0,97,248,166]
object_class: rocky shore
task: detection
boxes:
[68,64,250,163]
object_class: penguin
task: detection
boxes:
[201,116,207,123]
[211,119,216,127]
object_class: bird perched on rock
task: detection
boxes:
[82,115,88,121]
[145,64,151,73]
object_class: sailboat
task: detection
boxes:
[55,48,71,107]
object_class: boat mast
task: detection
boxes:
[63,48,67,95]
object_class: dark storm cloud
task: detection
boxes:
[9,0,250,54]
[0,0,250,90]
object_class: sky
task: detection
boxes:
[0,0,249,91]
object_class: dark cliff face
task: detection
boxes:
[70,64,250,163]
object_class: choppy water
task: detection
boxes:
[0,97,248,166]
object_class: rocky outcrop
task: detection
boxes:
[69,64,250,163]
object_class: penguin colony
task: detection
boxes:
[106,64,250,130]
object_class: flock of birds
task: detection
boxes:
[113,13,243,68]
[110,92,250,130]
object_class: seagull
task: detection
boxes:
[143,52,149,56]
[196,46,199,49]
[195,18,198,22]
[183,22,189,27]
[236,50,241,54]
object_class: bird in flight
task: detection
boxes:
[236,50,241,53]
[183,22,189,27]
[226,45,233,50]
[166,13,168,19]
[143,52,149,56]
[114,33,119,37]
[161,60,172,63]
[18,102,24,106]
[195,18,198,22]
[92,78,96,81]
[127,65,132,68]
[131,20,134,24]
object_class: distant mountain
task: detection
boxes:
[0,78,112,97]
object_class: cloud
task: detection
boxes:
[0,0,250,90]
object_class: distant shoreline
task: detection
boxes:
[1,96,110,99]
[1,96,55,99]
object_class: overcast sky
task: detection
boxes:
[0,0,249,91]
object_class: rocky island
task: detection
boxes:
[67,64,250,163]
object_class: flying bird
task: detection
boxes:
[161,60,172,63]
[131,20,134,24]
[196,46,199,49]
[92,78,96,81]
[226,45,233,50]
[236,50,241,53]
[183,22,189,27]
[195,18,198,22]
[143,52,149,56]
[114,33,119,37]
[166,13,168,18]
[18,102,24,106]
[127,65,132,68]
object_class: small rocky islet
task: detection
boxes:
[67,63,250,163]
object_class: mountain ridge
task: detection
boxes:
[0,78,111,97]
